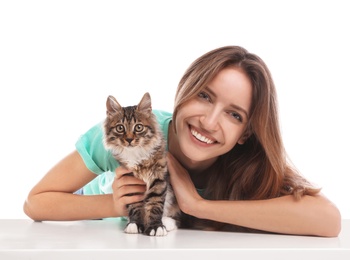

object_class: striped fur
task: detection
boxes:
[103,92,180,236]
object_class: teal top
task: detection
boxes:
[75,110,173,195]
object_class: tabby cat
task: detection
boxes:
[103,92,180,236]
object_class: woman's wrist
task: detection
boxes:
[107,194,123,218]
[186,198,208,219]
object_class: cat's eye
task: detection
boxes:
[115,124,125,133]
[134,124,144,132]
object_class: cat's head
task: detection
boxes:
[103,92,161,151]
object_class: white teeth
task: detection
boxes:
[190,128,215,144]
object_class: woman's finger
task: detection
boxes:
[113,167,146,191]
[117,184,146,197]
[115,166,133,180]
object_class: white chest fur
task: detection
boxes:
[113,146,154,168]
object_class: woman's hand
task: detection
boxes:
[166,152,204,215]
[112,167,146,217]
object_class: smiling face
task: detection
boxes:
[172,66,252,170]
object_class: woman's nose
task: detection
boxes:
[199,108,220,132]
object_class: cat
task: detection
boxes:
[103,92,180,236]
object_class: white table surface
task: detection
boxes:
[1,218,349,259]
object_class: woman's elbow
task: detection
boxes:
[320,204,342,237]
[328,208,342,237]
[23,196,43,222]
[23,198,34,220]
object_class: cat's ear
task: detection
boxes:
[137,92,152,114]
[106,95,122,116]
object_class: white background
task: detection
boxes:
[0,0,349,219]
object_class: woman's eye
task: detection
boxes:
[230,112,243,122]
[134,124,144,132]
[116,125,125,133]
[198,91,211,102]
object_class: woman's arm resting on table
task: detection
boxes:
[194,194,341,237]
[166,153,342,237]
[23,150,117,221]
[23,150,146,221]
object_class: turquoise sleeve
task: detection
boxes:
[75,121,120,175]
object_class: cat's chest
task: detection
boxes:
[114,145,159,169]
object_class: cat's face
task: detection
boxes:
[105,106,151,148]
[104,93,157,149]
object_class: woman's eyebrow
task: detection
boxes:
[204,87,249,118]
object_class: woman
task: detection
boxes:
[23,46,341,237]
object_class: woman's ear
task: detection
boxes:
[238,128,251,145]
[238,135,247,145]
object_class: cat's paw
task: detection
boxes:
[144,225,168,236]
[124,223,143,234]
[162,216,178,232]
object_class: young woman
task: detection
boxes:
[23,46,341,237]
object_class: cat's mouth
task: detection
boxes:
[190,127,217,144]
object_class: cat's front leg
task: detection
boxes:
[143,178,168,236]
[125,202,144,234]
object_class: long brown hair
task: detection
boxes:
[173,46,320,231]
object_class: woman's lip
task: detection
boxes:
[189,125,218,144]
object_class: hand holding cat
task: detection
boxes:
[112,166,146,217]
[166,152,204,217]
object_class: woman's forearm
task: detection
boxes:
[192,194,341,237]
[24,192,117,221]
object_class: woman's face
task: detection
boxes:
[175,67,252,166]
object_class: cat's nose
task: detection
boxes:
[126,138,133,144]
